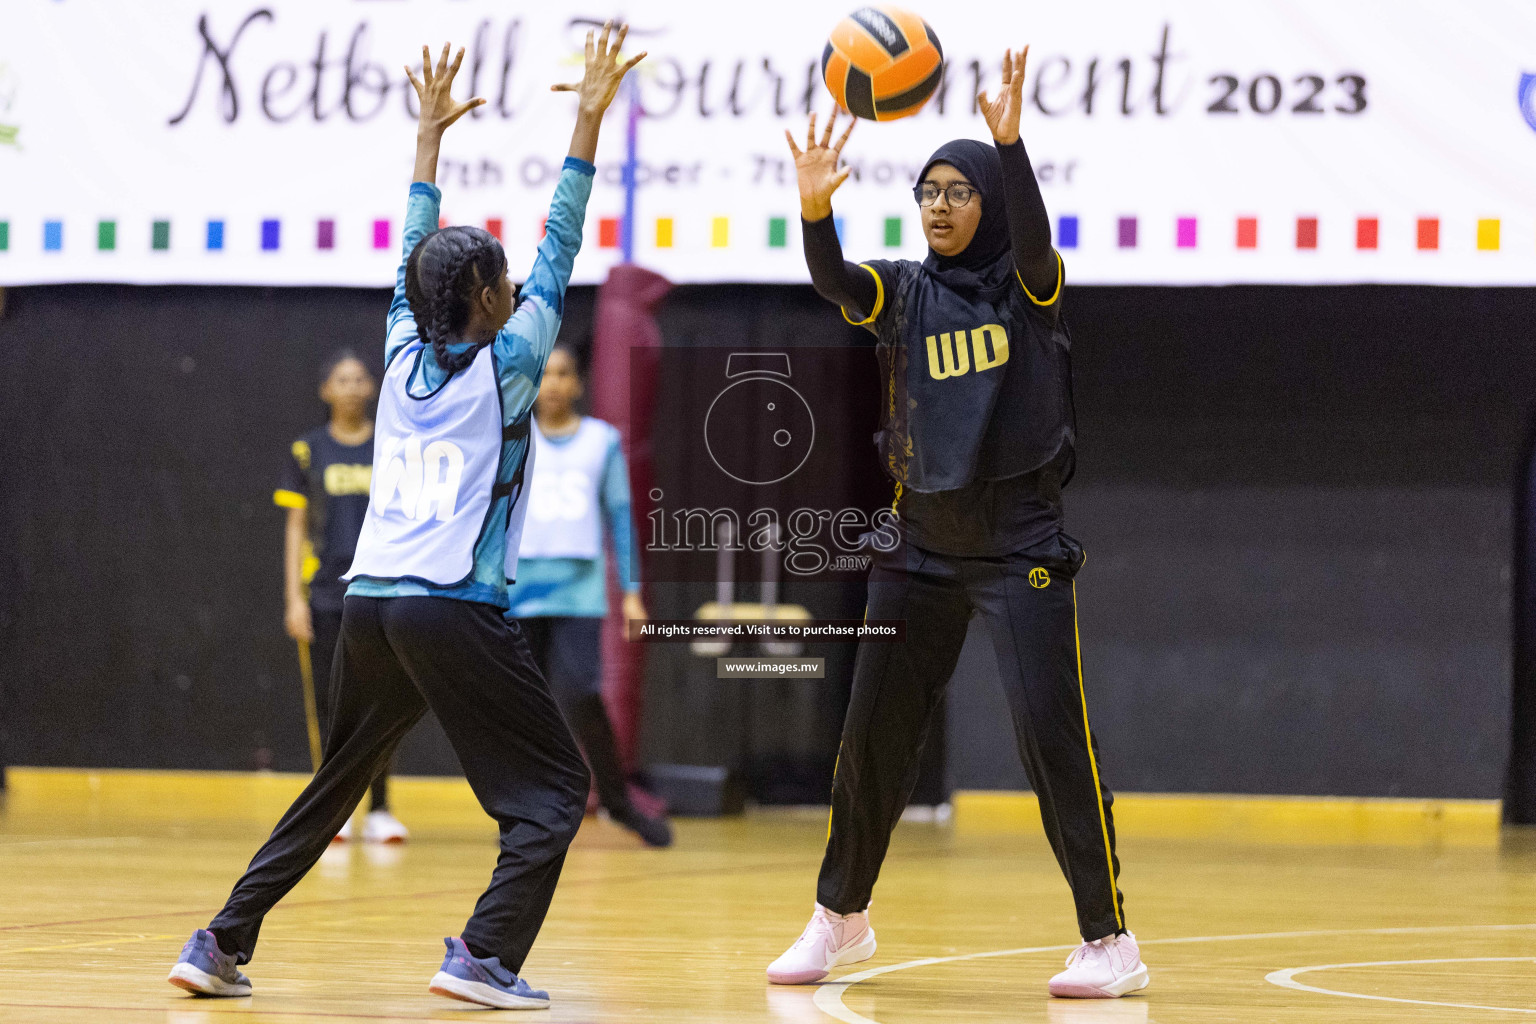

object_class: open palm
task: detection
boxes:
[405,43,484,139]
[551,21,647,118]
[979,46,1028,145]
[785,105,856,220]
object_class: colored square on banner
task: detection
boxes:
[207,220,225,251]
[599,217,621,249]
[1117,217,1137,249]
[372,219,390,250]
[439,217,448,230]
[0,221,8,252]
[711,217,729,248]
[767,217,787,248]
[317,220,336,250]
[1296,217,1318,250]
[1416,218,1439,250]
[1057,215,1078,249]
[152,221,171,251]
[884,217,902,247]
[833,217,845,244]
[485,218,503,240]
[44,220,62,251]
[1476,219,1500,251]
[1236,217,1257,249]
[261,219,281,251]
[656,217,674,248]
[539,216,547,239]
[97,220,116,251]
[1176,217,1197,248]
[1356,217,1378,250]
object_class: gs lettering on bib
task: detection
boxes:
[345,342,503,587]
[518,416,615,561]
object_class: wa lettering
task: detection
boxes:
[374,434,466,522]
[925,324,1009,380]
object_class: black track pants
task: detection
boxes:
[816,533,1126,941]
[210,596,590,971]
[519,616,635,817]
[310,606,388,812]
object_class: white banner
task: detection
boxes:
[1,1,1534,287]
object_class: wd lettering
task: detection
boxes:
[374,434,466,522]
[925,324,1010,380]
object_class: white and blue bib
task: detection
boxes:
[519,416,614,561]
[346,342,503,586]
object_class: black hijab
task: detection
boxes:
[918,139,1013,301]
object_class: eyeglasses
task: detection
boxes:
[912,181,977,208]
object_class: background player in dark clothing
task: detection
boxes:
[508,344,672,848]
[274,350,406,843]
[766,47,1150,999]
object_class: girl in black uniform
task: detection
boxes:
[275,350,407,844]
[766,47,1150,999]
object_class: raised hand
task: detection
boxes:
[405,43,485,140]
[551,21,647,118]
[978,46,1028,145]
[785,104,856,221]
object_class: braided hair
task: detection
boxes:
[404,225,508,375]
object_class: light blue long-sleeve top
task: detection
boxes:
[346,157,596,609]
[504,423,640,619]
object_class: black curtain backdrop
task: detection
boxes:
[0,283,1532,799]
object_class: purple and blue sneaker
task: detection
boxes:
[167,929,252,997]
[428,936,550,1009]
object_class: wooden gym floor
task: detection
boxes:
[1,769,1533,1022]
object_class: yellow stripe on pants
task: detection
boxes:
[1072,581,1123,931]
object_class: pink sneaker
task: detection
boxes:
[1048,932,1150,998]
[766,904,877,984]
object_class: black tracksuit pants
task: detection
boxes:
[817,532,1127,941]
[210,596,590,972]
[310,606,387,813]
[518,616,634,817]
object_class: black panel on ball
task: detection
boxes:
[849,7,910,58]
[877,62,944,118]
[844,67,876,120]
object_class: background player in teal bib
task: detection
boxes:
[168,31,645,1009]
[508,344,672,848]
[274,350,407,844]
[766,46,1151,999]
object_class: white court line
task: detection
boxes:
[1266,957,1536,1015]
[810,923,1536,1024]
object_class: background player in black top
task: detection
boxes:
[766,48,1150,999]
[275,349,406,844]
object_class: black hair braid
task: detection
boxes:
[428,248,478,374]
[404,224,508,377]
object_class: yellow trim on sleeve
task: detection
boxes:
[840,263,885,326]
[273,489,309,510]
[1017,250,1064,307]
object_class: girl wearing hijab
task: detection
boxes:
[765,48,1149,1000]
